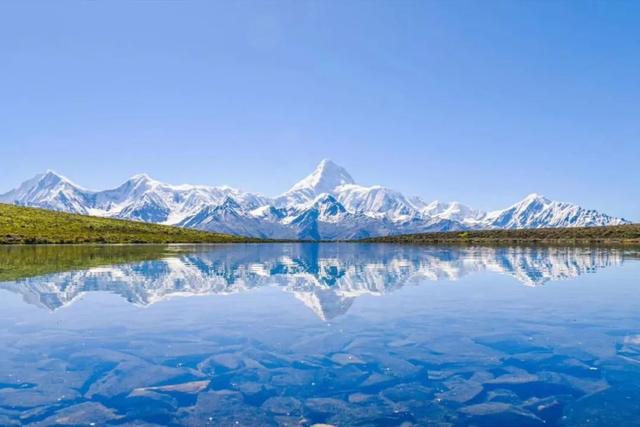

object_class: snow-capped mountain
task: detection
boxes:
[278,159,356,206]
[482,193,626,229]
[1,171,93,214]
[0,160,629,239]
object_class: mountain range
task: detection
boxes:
[0,159,628,239]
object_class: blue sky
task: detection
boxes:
[1,1,638,219]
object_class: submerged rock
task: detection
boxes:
[126,388,178,408]
[270,368,314,387]
[330,353,365,366]
[181,389,244,413]
[458,402,544,426]
[437,378,483,403]
[361,372,394,387]
[381,383,433,402]
[84,359,200,399]
[0,415,19,427]
[274,415,307,426]
[304,397,349,415]
[537,371,608,394]
[131,380,210,395]
[562,386,640,427]
[198,353,245,372]
[348,393,374,404]
[178,389,272,426]
[233,381,267,396]
[485,388,521,404]
[261,396,303,415]
[521,395,565,420]
[373,354,421,378]
[427,370,457,381]
[469,371,495,383]
[486,373,539,385]
[29,402,120,426]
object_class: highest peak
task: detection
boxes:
[128,173,155,182]
[130,172,150,180]
[288,159,355,194]
[521,193,550,204]
[312,159,351,178]
[317,158,339,169]
[125,173,161,187]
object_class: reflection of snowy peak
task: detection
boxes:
[0,245,626,319]
[1,161,628,240]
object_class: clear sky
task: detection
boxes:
[1,1,638,220]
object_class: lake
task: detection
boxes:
[0,243,639,426]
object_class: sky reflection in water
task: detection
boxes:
[0,244,639,426]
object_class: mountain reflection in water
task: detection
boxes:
[0,244,639,426]
[0,244,630,320]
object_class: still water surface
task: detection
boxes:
[0,244,639,426]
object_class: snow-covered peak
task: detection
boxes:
[500,193,552,216]
[93,173,163,209]
[0,170,85,200]
[32,170,86,191]
[120,173,166,190]
[287,159,355,195]
[484,193,628,229]
[520,193,550,205]
[40,170,70,184]
[128,173,155,183]
[0,170,91,214]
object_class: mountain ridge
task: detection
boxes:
[1,160,629,240]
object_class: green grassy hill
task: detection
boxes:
[0,203,257,244]
[361,224,640,246]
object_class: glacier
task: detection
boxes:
[0,160,629,239]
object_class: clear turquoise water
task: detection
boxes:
[0,244,639,426]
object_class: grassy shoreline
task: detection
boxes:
[360,224,640,246]
[0,203,258,244]
[0,244,183,282]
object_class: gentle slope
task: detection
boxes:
[0,203,255,244]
